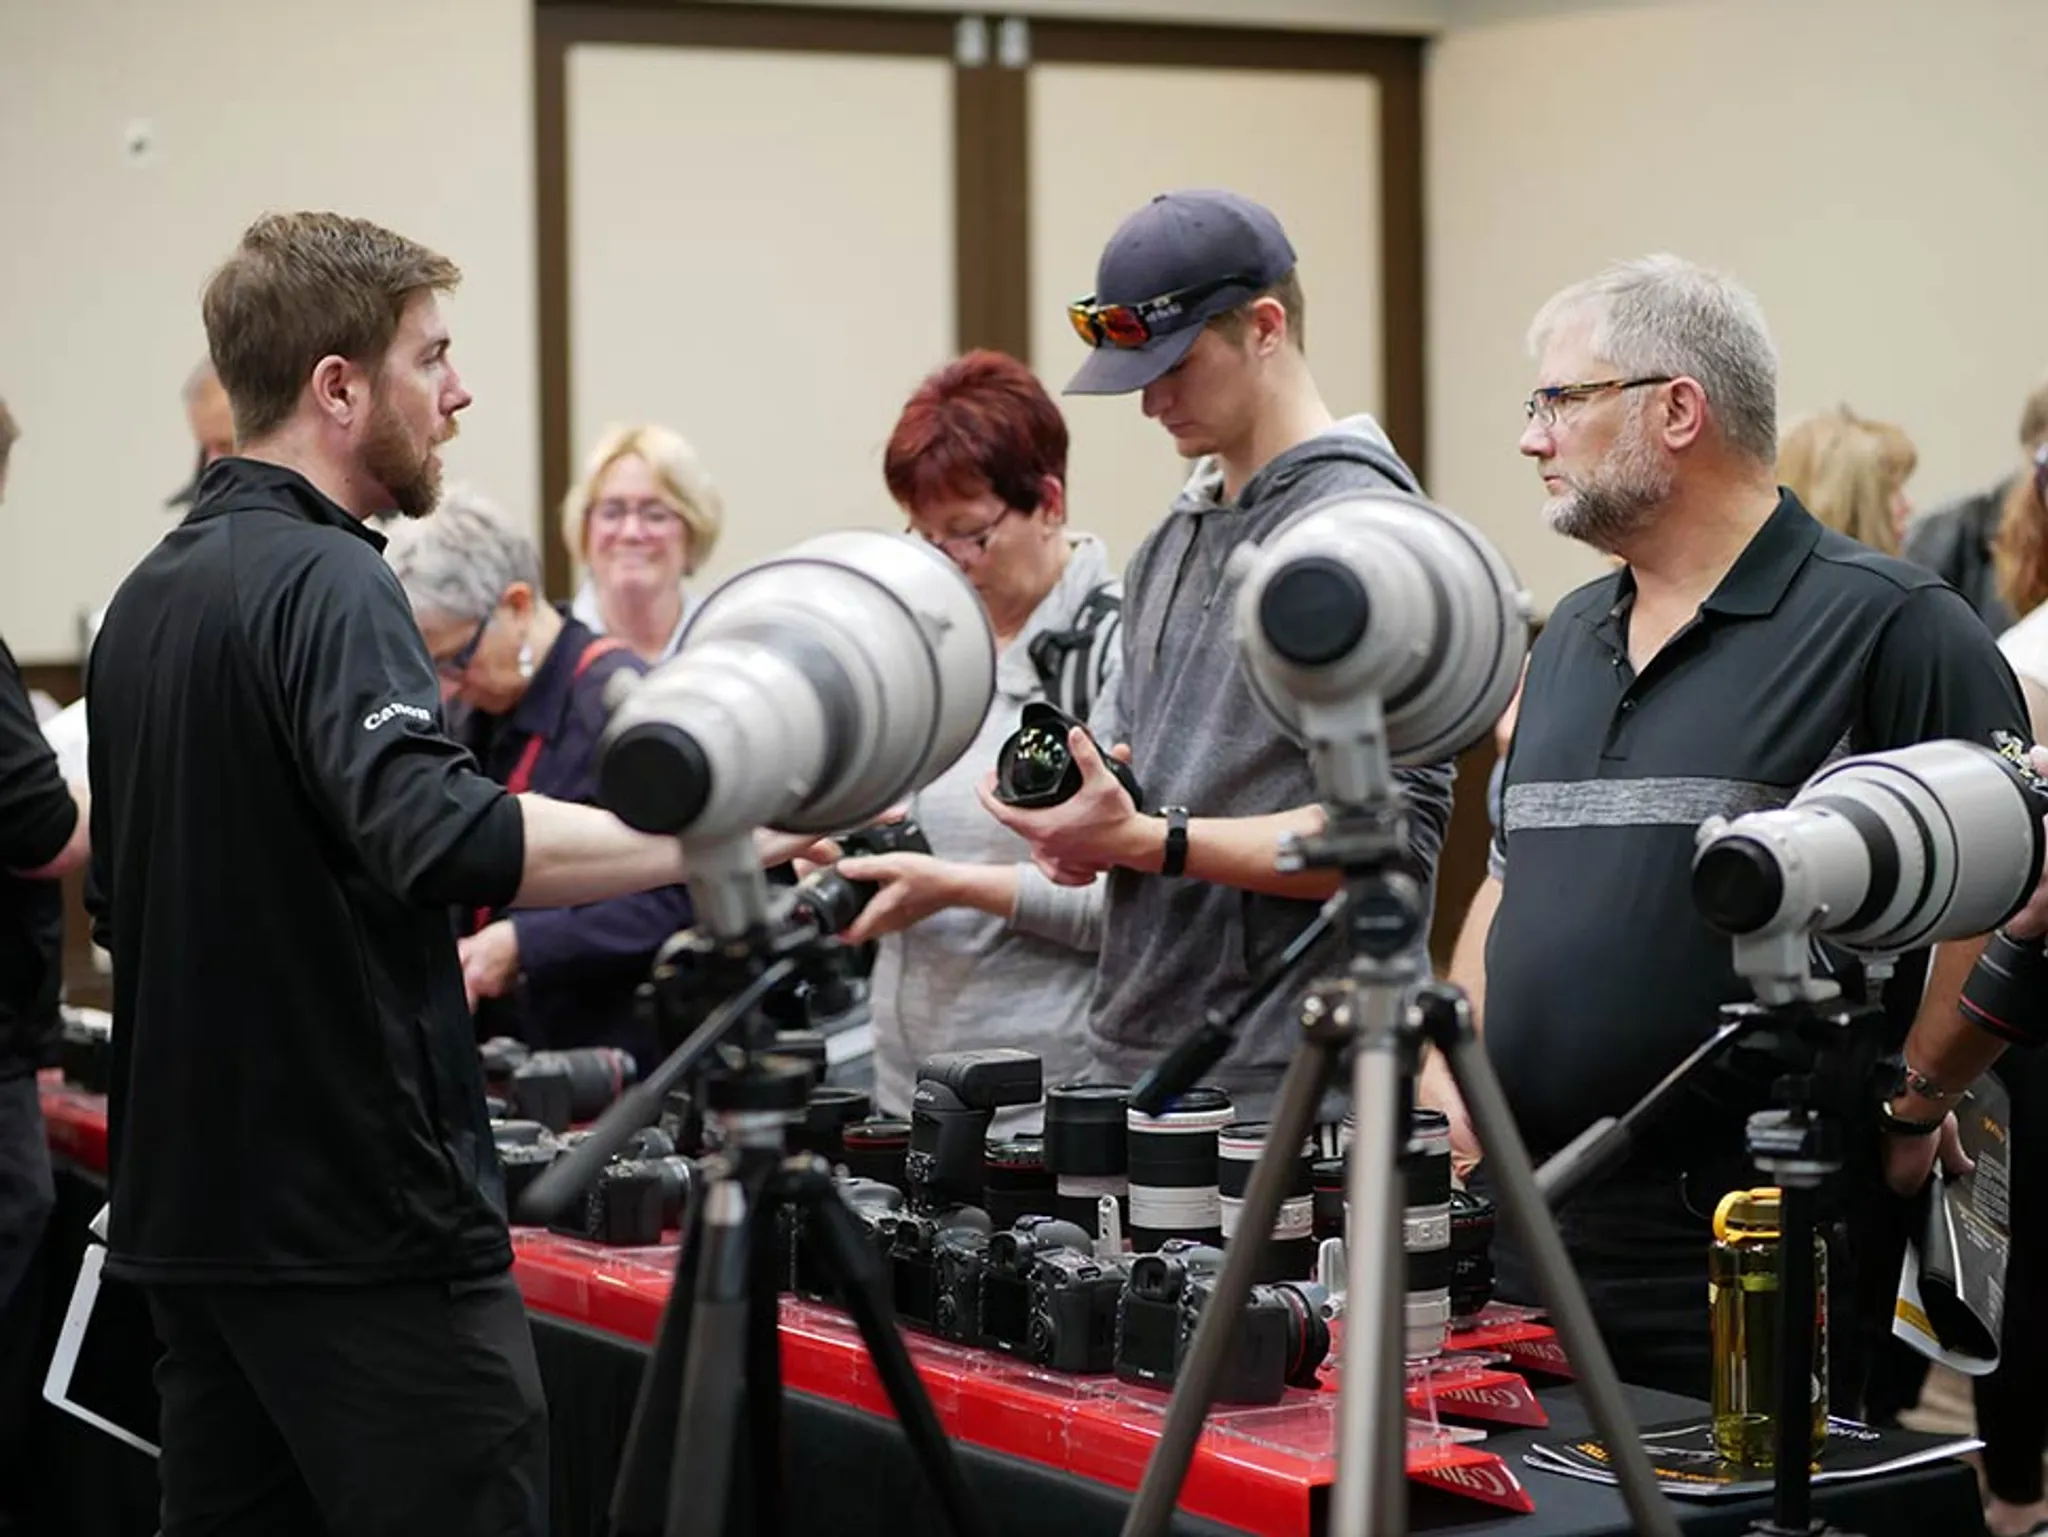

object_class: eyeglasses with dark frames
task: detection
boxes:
[436,609,494,680]
[1524,375,1677,429]
[907,504,1020,559]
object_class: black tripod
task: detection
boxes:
[519,920,990,1537]
[1534,942,1894,1537]
[1118,788,1679,1537]
[1739,993,1853,1537]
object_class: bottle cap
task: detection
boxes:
[1712,1186,1783,1242]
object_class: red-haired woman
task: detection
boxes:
[834,350,1120,1133]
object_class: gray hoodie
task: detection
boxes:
[1088,415,1457,1119]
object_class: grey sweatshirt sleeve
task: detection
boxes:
[1009,864,1107,951]
[1395,758,1457,899]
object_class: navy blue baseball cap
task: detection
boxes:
[1064,190,1297,397]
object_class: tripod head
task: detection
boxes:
[516,874,863,1228]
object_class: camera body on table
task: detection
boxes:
[1114,1239,1331,1406]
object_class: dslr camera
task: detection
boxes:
[480,1038,638,1134]
[791,815,933,934]
[883,1204,991,1343]
[786,1176,902,1303]
[979,1216,1129,1373]
[59,1010,113,1094]
[906,1048,1045,1210]
[540,1127,693,1248]
[1115,1239,1331,1406]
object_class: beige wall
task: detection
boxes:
[0,0,536,661]
[1428,0,2048,613]
[566,44,955,585]
[10,0,2048,653]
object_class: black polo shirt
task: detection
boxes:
[86,457,526,1284]
[1485,493,2027,1158]
[0,635,78,1080]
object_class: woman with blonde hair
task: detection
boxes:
[1775,405,1917,555]
[560,424,724,663]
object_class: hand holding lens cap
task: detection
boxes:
[993,702,1146,810]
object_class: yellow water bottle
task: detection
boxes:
[1709,1187,1828,1466]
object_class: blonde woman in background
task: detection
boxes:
[560,424,724,663]
[1775,405,1917,554]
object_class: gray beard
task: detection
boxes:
[1545,480,1661,553]
[1542,417,1671,554]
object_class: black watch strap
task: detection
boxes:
[1877,1099,1944,1138]
[1160,806,1190,878]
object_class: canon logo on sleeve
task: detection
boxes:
[363,702,433,732]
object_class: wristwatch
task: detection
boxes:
[1160,806,1190,878]
[1879,1053,1953,1104]
[1876,1098,1945,1139]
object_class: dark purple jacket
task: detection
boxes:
[463,612,692,1068]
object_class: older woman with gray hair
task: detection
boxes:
[385,488,692,1065]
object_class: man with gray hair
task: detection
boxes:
[1428,254,2026,1402]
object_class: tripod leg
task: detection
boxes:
[1122,1037,1337,1537]
[745,1185,789,1537]
[665,1179,753,1537]
[801,1174,992,1537]
[611,1175,709,1537]
[1769,1180,1819,1534]
[1330,985,1411,1537]
[1437,1006,1682,1537]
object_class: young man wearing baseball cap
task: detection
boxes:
[980,189,1455,1119]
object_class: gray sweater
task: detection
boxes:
[1089,416,1457,1120]
[867,536,1121,1135]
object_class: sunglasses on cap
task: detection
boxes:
[1067,272,1263,350]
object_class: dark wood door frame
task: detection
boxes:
[532,1,1425,599]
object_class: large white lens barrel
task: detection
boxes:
[1217,1122,1316,1283]
[599,532,995,839]
[1399,1109,1452,1361]
[1695,740,2048,954]
[1233,490,1531,770]
[1126,1089,1235,1252]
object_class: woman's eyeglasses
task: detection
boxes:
[436,610,493,680]
[908,504,1018,559]
[590,499,683,533]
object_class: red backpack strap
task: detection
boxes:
[572,635,632,679]
[474,636,636,930]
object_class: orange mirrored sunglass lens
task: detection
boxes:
[1097,308,1149,348]
[1067,306,1100,345]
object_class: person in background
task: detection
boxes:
[832,350,1119,1133]
[0,396,91,1533]
[1776,404,1917,555]
[41,358,246,783]
[559,424,724,664]
[168,358,238,508]
[385,488,693,1066]
[1902,376,2048,632]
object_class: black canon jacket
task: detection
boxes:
[0,635,78,1080]
[86,459,527,1284]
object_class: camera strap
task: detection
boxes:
[1029,583,1122,724]
[472,636,632,933]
